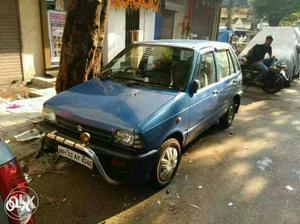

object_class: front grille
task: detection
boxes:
[56,116,113,143]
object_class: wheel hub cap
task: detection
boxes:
[158,147,178,182]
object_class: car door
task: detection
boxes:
[214,49,239,116]
[187,49,219,142]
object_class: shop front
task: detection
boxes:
[40,0,157,69]
[0,0,44,85]
[154,0,188,39]
[189,0,221,40]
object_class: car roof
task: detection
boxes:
[136,39,231,51]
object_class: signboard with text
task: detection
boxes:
[47,10,66,65]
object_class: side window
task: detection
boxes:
[230,49,241,72]
[215,51,230,79]
[195,52,216,88]
[227,50,235,74]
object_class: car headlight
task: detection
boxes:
[43,106,56,122]
[113,130,143,149]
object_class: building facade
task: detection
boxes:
[0,0,221,86]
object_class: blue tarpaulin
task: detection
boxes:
[218,29,233,43]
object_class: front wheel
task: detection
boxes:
[219,100,236,129]
[150,138,181,188]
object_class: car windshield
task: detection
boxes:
[102,45,194,91]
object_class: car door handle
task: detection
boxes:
[213,90,219,95]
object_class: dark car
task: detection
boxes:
[0,140,35,224]
[39,40,242,188]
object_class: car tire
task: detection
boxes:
[219,100,236,129]
[149,138,181,188]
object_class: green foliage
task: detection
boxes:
[251,0,300,26]
[280,12,300,26]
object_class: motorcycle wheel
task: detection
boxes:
[284,75,293,88]
[261,72,284,94]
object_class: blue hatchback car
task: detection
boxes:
[40,40,242,187]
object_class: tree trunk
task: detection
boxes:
[268,17,281,26]
[56,0,111,93]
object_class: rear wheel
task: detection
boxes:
[150,138,181,188]
[261,71,284,94]
[220,100,236,129]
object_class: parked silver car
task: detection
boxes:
[240,27,300,84]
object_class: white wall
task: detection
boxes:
[103,8,156,65]
[18,0,44,80]
[103,8,126,65]
[139,8,155,41]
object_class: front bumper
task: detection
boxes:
[38,122,159,184]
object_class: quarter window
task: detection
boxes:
[227,51,235,74]
[216,51,230,79]
[230,49,241,72]
[195,52,216,88]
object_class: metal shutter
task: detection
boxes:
[160,9,175,39]
[0,0,22,85]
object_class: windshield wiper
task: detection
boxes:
[100,68,113,80]
[126,80,145,87]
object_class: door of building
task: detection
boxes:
[0,0,23,85]
[160,9,175,39]
[126,8,140,47]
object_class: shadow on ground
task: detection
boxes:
[27,81,300,224]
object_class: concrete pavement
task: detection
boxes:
[0,88,55,159]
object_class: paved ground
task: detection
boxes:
[0,88,55,159]
[12,81,300,223]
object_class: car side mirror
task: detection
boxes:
[190,80,200,95]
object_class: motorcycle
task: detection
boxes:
[240,57,289,94]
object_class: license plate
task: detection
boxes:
[58,145,93,170]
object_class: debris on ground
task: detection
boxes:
[18,160,27,171]
[156,200,161,205]
[292,169,300,179]
[189,204,201,209]
[28,153,58,175]
[45,196,55,205]
[256,157,274,171]
[176,193,181,199]
[14,129,43,142]
[285,185,295,191]
[24,173,32,183]
[198,185,203,189]
[188,159,192,163]
[185,175,189,180]
[4,140,10,144]
[6,103,22,109]
[228,202,234,207]
[55,160,73,170]
[168,203,177,214]
[0,82,29,103]
[62,198,67,203]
